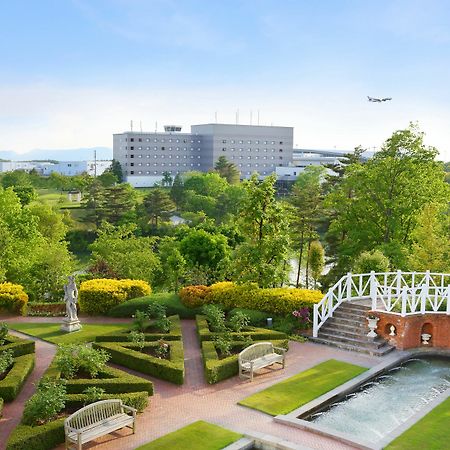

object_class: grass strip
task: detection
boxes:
[238,359,367,415]
[9,322,130,344]
[136,420,242,450]
[386,397,450,450]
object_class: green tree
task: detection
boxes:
[99,184,137,225]
[214,156,240,184]
[1,170,32,188]
[161,171,173,187]
[232,173,291,287]
[12,186,37,206]
[154,237,186,291]
[353,249,390,274]
[308,240,325,288]
[97,171,117,187]
[170,173,184,207]
[407,203,449,272]
[326,124,450,271]
[109,160,124,183]
[89,223,160,283]
[142,188,176,228]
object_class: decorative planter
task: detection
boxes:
[421,333,431,345]
[366,317,379,338]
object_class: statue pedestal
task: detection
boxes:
[61,318,82,333]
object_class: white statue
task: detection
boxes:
[61,275,81,332]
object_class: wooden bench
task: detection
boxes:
[64,399,137,450]
[238,342,286,381]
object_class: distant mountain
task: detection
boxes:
[0,147,112,161]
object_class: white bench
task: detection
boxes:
[238,342,286,381]
[64,399,137,450]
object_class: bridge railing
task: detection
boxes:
[313,271,450,337]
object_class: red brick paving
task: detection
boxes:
[0,317,383,450]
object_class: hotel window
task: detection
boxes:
[247,156,251,159]
[231,148,235,152]
[161,139,165,142]
[130,146,134,150]
[130,154,134,158]
[176,139,179,143]
[153,155,157,158]
[154,139,158,142]
[239,140,243,144]
[146,163,150,166]
[255,140,259,144]
[247,140,251,144]
[146,147,150,150]
[183,139,187,143]
[279,149,283,152]
[146,171,150,174]
[138,163,142,166]
[169,139,172,143]
[271,141,275,144]
[138,138,142,142]
[161,155,165,159]
[153,163,157,166]
[169,155,172,159]
[146,155,150,158]
[279,141,283,144]
[222,148,226,151]
[154,171,158,174]
[279,156,283,159]
[161,146,165,150]
[130,138,134,142]
[231,140,235,144]
[146,138,150,142]
[138,171,142,174]
[197,155,201,158]
[264,141,267,144]
[138,155,142,158]
[222,139,227,143]
[154,147,157,150]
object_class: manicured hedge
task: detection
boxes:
[201,339,289,384]
[196,315,287,342]
[93,340,185,385]
[108,292,202,319]
[79,278,151,315]
[181,282,323,315]
[65,391,149,412]
[179,285,210,308]
[45,361,154,395]
[0,354,35,401]
[0,282,28,315]
[0,334,35,357]
[95,315,182,342]
[0,397,3,418]
[27,302,65,316]
[6,418,65,450]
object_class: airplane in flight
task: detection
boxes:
[367,96,392,103]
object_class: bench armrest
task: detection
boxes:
[66,425,79,435]
[123,405,137,417]
[273,347,286,354]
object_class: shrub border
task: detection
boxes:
[201,339,288,384]
[195,315,287,342]
[0,353,35,402]
[65,391,149,412]
[93,340,185,385]
[1,334,35,357]
[95,315,182,342]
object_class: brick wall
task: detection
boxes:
[371,312,450,350]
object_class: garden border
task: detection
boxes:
[0,353,35,402]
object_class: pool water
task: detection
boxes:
[308,356,450,444]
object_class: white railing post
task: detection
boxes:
[401,286,407,317]
[446,287,450,316]
[396,269,402,297]
[422,270,430,314]
[328,292,334,318]
[370,271,377,310]
[346,272,352,302]
[313,304,319,337]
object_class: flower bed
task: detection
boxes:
[201,339,289,384]
[93,340,185,385]
[26,302,65,317]
[195,315,287,342]
[95,315,182,342]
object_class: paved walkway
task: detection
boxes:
[1,318,384,450]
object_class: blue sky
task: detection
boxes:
[1,0,450,159]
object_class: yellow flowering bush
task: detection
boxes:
[79,279,151,315]
[0,282,28,315]
[179,285,211,308]
[180,281,323,315]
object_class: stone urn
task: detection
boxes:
[366,316,379,338]
[421,333,431,345]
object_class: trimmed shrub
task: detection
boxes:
[95,315,182,342]
[179,282,322,315]
[0,283,28,315]
[27,302,65,317]
[6,419,65,450]
[0,397,3,418]
[228,308,271,327]
[45,361,154,395]
[93,340,185,385]
[179,285,211,308]
[0,334,35,357]
[65,391,149,412]
[196,315,287,343]
[79,278,151,315]
[202,339,289,384]
[0,354,35,401]
[108,293,202,319]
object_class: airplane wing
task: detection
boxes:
[382,97,392,101]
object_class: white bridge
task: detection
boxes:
[313,271,450,338]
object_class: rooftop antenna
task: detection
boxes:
[215,111,218,123]
[155,121,158,133]
[94,149,97,178]
[236,109,239,125]
[257,110,260,125]
[250,110,253,125]
[140,121,143,133]
[130,120,133,132]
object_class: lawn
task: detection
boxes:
[9,322,131,345]
[238,359,367,416]
[135,421,242,450]
[386,397,450,450]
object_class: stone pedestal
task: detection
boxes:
[61,319,82,333]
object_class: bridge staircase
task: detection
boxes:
[308,301,395,356]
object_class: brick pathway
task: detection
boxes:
[0,331,56,450]
[1,318,384,450]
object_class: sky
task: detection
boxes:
[1,0,450,159]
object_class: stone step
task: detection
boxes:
[308,336,395,357]
[325,315,366,327]
[317,331,386,348]
[333,310,366,320]
[320,324,368,339]
[338,302,371,312]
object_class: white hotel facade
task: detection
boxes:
[113,123,294,187]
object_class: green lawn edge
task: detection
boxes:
[238,359,368,416]
[385,397,450,450]
[135,420,242,450]
[8,323,130,345]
